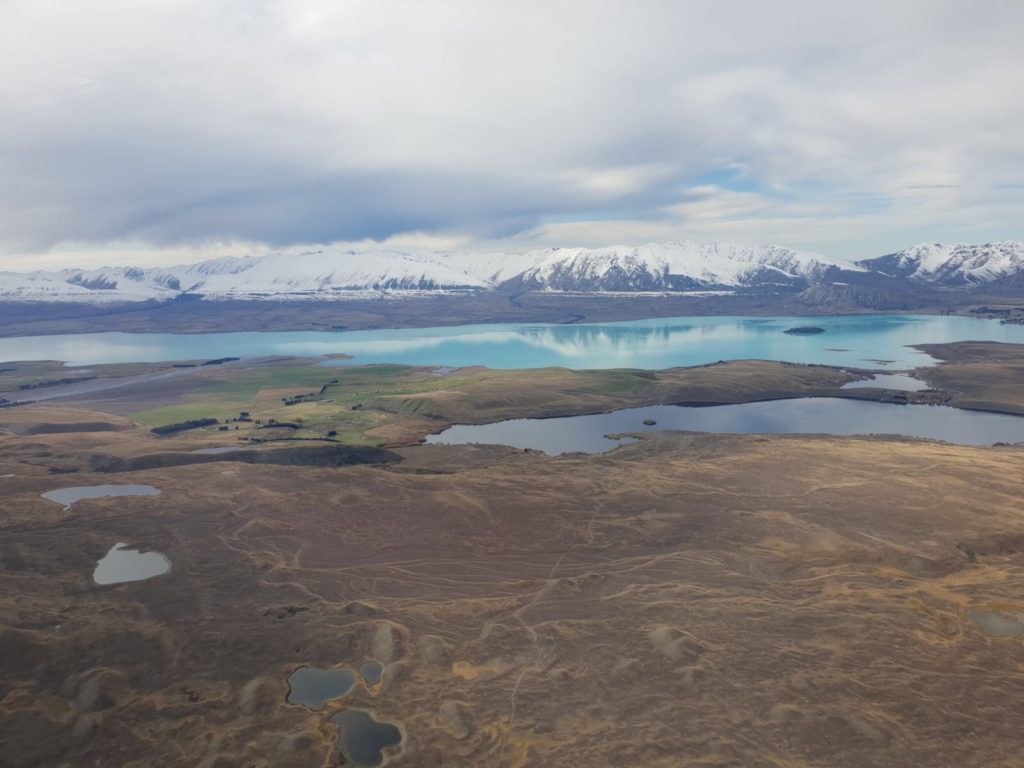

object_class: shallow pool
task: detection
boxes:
[93,543,171,585]
[41,484,161,508]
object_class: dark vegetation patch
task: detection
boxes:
[959,533,1024,557]
[150,418,220,436]
[264,605,310,620]
[89,443,402,472]
[21,422,124,435]
[18,376,97,390]
[784,326,826,335]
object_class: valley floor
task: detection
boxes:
[0,290,1006,337]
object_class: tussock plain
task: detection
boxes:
[1,343,1024,765]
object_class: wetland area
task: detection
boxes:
[2,315,1024,766]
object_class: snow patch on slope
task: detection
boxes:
[860,241,1024,285]
[512,241,857,292]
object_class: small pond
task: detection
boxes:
[93,543,171,585]
[425,398,1024,455]
[286,666,356,710]
[969,610,1024,637]
[41,484,161,508]
[359,660,385,686]
[841,373,929,391]
[332,708,402,767]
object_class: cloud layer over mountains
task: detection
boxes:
[1,1,1022,267]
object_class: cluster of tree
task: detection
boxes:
[783,326,826,335]
[283,392,318,406]
[150,417,220,435]
[280,378,344,406]
[18,375,96,390]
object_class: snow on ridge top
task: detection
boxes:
[4,238,1021,302]
[0,240,860,302]
[881,240,1024,283]
[180,254,261,276]
[190,247,500,295]
[516,241,857,289]
[0,267,180,302]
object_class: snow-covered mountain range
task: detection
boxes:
[503,242,855,292]
[859,241,1024,286]
[1,240,1021,302]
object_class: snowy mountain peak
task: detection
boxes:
[858,241,1024,286]
[510,241,857,292]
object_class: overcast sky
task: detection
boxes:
[1,0,1022,269]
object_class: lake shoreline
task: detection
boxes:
[5,342,1024,451]
[415,390,1024,451]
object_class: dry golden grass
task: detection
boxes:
[2,421,1024,766]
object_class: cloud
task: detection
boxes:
[0,0,1022,266]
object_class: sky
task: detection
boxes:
[1,0,1022,270]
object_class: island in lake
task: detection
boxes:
[784,325,826,335]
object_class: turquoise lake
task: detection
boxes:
[3,314,1023,369]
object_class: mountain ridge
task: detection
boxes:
[1,240,1021,303]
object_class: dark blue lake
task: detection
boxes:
[426,398,1024,454]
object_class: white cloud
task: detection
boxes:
[0,0,1021,268]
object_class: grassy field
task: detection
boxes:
[13,345,1024,451]
[0,360,179,392]
[116,359,860,446]
[5,353,926,448]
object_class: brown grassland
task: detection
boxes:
[1,343,1023,766]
